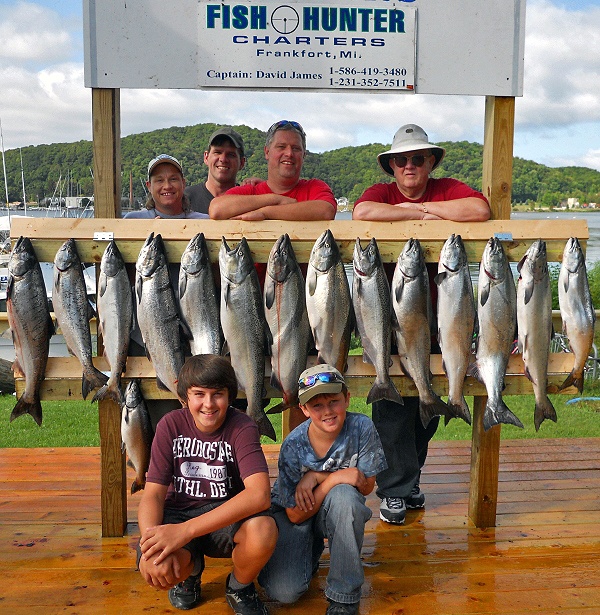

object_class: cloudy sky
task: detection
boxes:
[0,0,599,170]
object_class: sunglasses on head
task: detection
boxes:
[298,371,344,389]
[268,120,306,136]
[391,154,430,168]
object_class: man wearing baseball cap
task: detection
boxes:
[258,364,386,615]
[124,154,207,219]
[353,124,490,526]
[185,127,247,215]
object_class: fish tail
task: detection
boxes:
[256,413,277,442]
[82,367,109,400]
[131,478,146,495]
[419,395,449,428]
[366,379,404,406]
[445,397,472,426]
[483,399,524,432]
[534,396,557,432]
[266,401,286,415]
[559,370,584,394]
[10,395,43,426]
[91,377,124,405]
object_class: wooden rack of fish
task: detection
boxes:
[6,216,595,535]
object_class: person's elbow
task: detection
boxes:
[476,200,492,221]
[352,202,369,220]
[208,199,228,220]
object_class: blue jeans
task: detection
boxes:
[259,484,372,605]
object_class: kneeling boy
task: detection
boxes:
[259,365,387,615]
[137,354,277,614]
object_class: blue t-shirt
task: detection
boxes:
[272,412,387,509]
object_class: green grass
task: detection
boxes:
[2,385,600,447]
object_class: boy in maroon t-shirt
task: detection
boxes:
[137,354,277,614]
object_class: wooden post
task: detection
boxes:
[468,95,515,528]
[92,87,127,536]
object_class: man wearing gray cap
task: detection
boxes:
[185,126,247,215]
[353,124,490,525]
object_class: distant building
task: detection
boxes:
[567,197,580,209]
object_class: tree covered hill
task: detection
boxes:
[2,122,600,207]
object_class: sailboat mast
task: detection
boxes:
[0,118,9,222]
[19,148,26,214]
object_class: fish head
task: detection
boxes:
[562,237,585,274]
[181,233,209,275]
[481,236,508,282]
[54,238,81,272]
[219,236,255,283]
[100,240,126,277]
[309,229,340,273]
[267,233,297,282]
[439,233,467,273]
[398,237,425,279]
[518,239,548,281]
[135,232,166,278]
[8,236,38,278]
[353,237,379,278]
[123,378,144,409]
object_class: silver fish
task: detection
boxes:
[353,237,403,405]
[516,239,557,430]
[391,238,448,428]
[306,229,353,373]
[558,237,596,393]
[135,233,185,397]
[264,234,311,415]
[471,237,523,431]
[219,237,276,441]
[53,238,108,400]
[435,234,474,425]
[93,240,133,405]
[6,236,54,425]
[179,233,222,356]
[121,379,153,494]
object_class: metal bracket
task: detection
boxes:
[93,232,114,241]
[494,232,513,241]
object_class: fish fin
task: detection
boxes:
[559,370,584,394]
[135,276,143,303]
[220,339,230,356]
[266,401,286,415]
[1,327,13,341]
[10,395,43,426]
[362,348,373,365]
[445,398,472,426]
[83,367,109,401]
[269,371,283,392]
[394,277,404,303]
[534,396,557,431]
[156,377,171,392]
[11,357,24,377]
[131,479,146,495]
[178,274,187,300]
[366,379,403,406]
[523,362,534,383]
[256,414,277,442]
[99,273,107,298]
[479,280,490,306]
[523,279,534,304]
[223,281,231,307]
[419,395,448,428]
[263,322,273,355]
[433,271,446,286]
[516,253,527,273]
[398,357,412,381]
[264,277,276,310]
[466,361,483,384]
[355,276,362,298]
[306,267,317,297]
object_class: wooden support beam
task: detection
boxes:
[482,96,515,220]
[92,87,126,536]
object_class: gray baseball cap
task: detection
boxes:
[147,154,183,180]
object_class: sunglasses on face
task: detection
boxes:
[298,371,344,390]
[391,154,430,168]
[267,120,306,136]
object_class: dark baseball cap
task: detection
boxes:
[207,127,245,157]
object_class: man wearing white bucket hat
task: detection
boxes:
[353,124,490,525]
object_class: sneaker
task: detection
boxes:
[379,497,406,524]
[406,481,425,509]
[325,600,360,615]
[225,574,268,615]
[168,574,201,610]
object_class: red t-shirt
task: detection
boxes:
[226,178,337,212]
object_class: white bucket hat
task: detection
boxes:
[377,124,446,176]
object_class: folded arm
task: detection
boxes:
[353,197,490,222]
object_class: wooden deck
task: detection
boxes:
[1,439,599,615]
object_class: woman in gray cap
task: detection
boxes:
[352,124,490,526]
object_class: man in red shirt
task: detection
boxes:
[353,124,491,525]
[209,120,336,222]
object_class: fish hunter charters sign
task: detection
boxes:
[199,1,416,91]
[84,0,525,96]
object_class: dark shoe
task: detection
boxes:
[225,574,268,615]
[406,481,425,509]
[379,497,406,524]
[168,574,201,610]
[325,600,360,614]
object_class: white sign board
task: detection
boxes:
[83,0,525,96]
[199,2,416,91]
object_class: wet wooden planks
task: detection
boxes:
[1,439,599,614]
